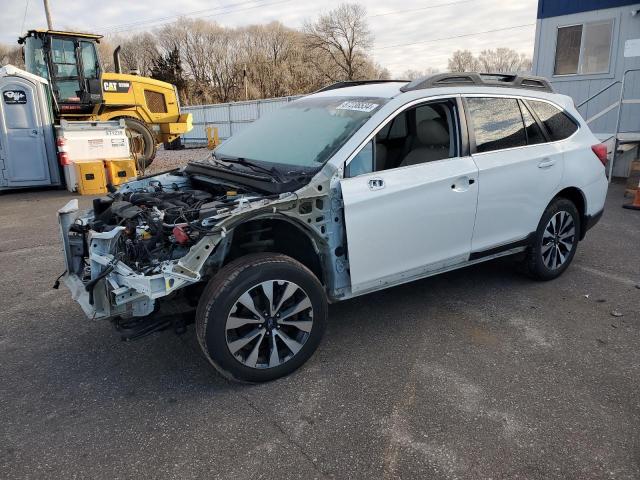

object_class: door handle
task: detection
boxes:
[451,176,474,192]
[368,178,385,190]
[538,158,556,168]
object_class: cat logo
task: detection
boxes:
[103,81,131,93]
[3,90,27,104]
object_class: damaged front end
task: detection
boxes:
[57,170,287,322]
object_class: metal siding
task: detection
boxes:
[538,0,640,19]
[533,5,640,135]
[181,95,302,145]
[230,102,259,122]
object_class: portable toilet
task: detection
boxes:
[0,65,61,190]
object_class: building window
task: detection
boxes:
[554,20,613,75]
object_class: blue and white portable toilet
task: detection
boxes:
[0,65,61,190]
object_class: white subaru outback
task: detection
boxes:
[58,73,608,382]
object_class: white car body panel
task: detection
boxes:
[341,156,478,294]
[471,142,564,252]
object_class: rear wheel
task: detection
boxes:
[196,253,328,383]
[522,197,580,280]
[123,118,157,169]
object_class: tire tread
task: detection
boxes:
[195,253,325,382]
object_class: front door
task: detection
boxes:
[0,78,50,186]
[340,99,478,294]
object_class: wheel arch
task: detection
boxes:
[100,109,152,124]
[223,215,327,286]
[553,186,587,239]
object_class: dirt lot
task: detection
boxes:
[1,174,639,479]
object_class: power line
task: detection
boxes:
[100,0,293,34]
[21,0,30,35]
[98,0,477,36]
[373,23,535,50]
[97,0,265,32]
[369,0,476,18]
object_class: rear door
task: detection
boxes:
[0,77,50,186]
[340,98,479,294]
[465,96,564,253]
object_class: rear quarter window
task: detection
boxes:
[528,100,578,141]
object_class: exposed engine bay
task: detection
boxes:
[84,184,259,274]
[58,171,283,323]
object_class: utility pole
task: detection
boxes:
[43,0,53,30]
[243,64,248,101]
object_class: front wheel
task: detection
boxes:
[521,197,580,280]
[196,253,328,383]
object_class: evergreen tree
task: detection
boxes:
[151,47,186,100]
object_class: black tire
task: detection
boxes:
[522,197,580,280]
[196,253,328,383]
[123,118,157,169]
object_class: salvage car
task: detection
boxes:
[57,73,608,382]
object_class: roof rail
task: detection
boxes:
[399,72,554,93]
[315,79,409,93]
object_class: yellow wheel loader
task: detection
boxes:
[18,30,192,167]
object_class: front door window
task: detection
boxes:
[51,38,81,102]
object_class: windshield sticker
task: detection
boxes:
[336,101,379,113]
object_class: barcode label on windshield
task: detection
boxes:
[336,101,379,113]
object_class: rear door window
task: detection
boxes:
[527,100,578,141]
[466,97,527,153]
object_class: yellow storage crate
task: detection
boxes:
[104,158,137,186]
[74,160,107,195]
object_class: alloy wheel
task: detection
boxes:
[225,280,314,369]
[541,210,576,270]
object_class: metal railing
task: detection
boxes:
[575,68,640,181]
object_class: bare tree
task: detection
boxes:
[447,50,480,72]
[478,48,531,73]
[109,33,159,76]
[401,67,439,80]
[0,44,24,68]
[303,3,373,81]
[89,6,385,105]
[448,48,532,73]
[96,38,116,72]
[242,22,298,99]
[518,53,533,73]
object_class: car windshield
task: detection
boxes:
[208,96,387,169]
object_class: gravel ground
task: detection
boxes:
[1,179,639,479]
[144,146,212,175]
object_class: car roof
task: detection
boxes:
[309,73,559,102]
[308,82,571,110]
[311,82,408,99]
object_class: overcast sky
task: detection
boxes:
[0,0,538,75]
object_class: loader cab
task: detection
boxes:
[19,30,103,115]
